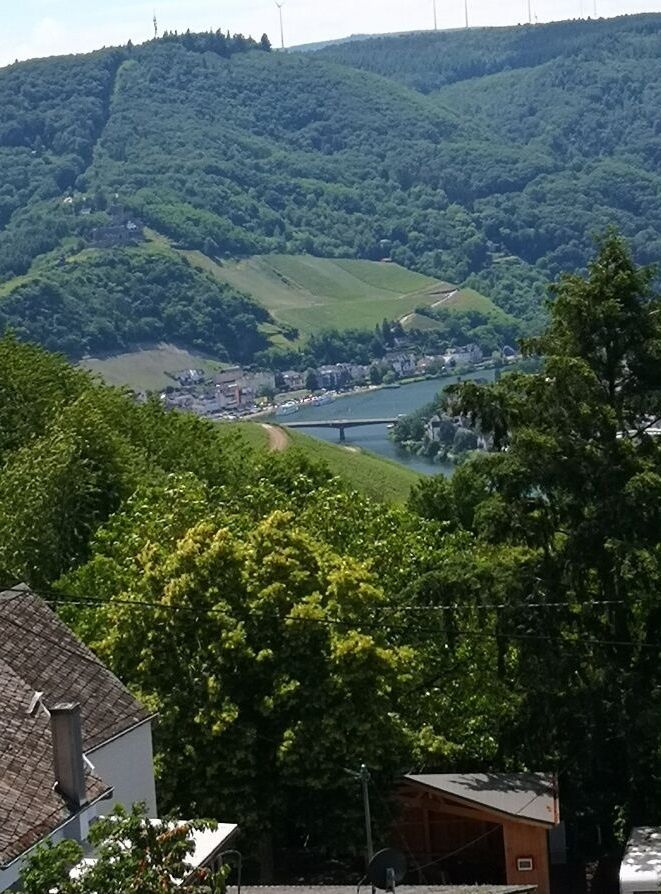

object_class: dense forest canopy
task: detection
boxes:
[4,17,661,360]
[0,247,272,361]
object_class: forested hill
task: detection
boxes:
[319,15,661,304]
[4,17,661,358]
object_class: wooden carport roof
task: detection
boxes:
[403,774,559,828]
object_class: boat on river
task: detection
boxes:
[311,391,336,407]
[275,401,300,417]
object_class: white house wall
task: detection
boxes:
[0,805,100,892]
[88,721,157,817]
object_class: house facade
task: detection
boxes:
[0,586,157,891]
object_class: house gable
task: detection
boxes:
[0,585,153,874]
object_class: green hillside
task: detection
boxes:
[197,254,457,336]
[81,343,231,391]
[320,15,661,312]
[4,18,661,354]
[232,421,421,502]
[0,241,276,361]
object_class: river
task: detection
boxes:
[270,368,496,476]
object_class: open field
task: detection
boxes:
[229,421,420,503]
[183,252,462,336]
[80,343,229,391]
[440,287,508,316]
[400,312,445,332]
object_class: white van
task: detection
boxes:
[620,828,661,894]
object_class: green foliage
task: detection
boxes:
[20,805,225,893]
[0,247,271,361]
[7,233,661,876]
[67,511,416,852]
[321,16,661,314]
[412,233,661,840]
[409,304,521,354]
[8,18,661,350]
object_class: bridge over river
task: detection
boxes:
[283,418,397,442]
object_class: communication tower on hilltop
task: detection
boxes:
[153,12,159,38]
[275,1,285,50]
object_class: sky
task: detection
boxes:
[1,0,660,67]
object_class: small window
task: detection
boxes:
[517,857,534,872]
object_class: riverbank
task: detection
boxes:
[226,421,421,502]
[245,369,497,476]
[241,364,498,423]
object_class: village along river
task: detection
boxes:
[273,368,497,476]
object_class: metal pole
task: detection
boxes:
[464,0,469,29]
[433,0,438,30]
[361,764,374,868]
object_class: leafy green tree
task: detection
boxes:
[369,364,383,385]
[256,383,276,402]
[64,508,417,876]
[415,232,661,844]
[304,367,319,391]
[20,806,225,893]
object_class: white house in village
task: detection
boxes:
[387,353,417,377]
[0,585,158,891]
[443,344,484,367]
[282,370,305,390]
[443,345,484,366]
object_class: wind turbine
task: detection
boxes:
[464,0,469,28]
[528,0,532,24]
[433,0,438,30]
[275,1,285,50]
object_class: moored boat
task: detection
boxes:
[311,391,336,407]
[275,401,300,417]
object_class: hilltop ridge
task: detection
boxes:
[2,17,661,361]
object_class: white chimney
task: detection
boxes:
[50,703,87,810]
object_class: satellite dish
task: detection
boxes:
[367,848,407,891]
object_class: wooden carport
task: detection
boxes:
[393,773,559,894]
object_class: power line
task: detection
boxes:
[2,587,656,652]
[0,584,630,616]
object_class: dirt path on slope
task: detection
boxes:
[261,423,290,452]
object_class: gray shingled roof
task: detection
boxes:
[0,586,151,867]
[404,773,558,827]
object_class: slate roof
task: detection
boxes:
[0,585,151,867]
[404,773,558,827]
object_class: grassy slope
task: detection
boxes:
[401,286,511,331]
[81,344,230,391]
[184,252,467,336]
[232,421,420,503]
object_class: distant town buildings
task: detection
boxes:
[443,343,483,367]
[158,343,514,422]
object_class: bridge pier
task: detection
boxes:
[338,426,346,443]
